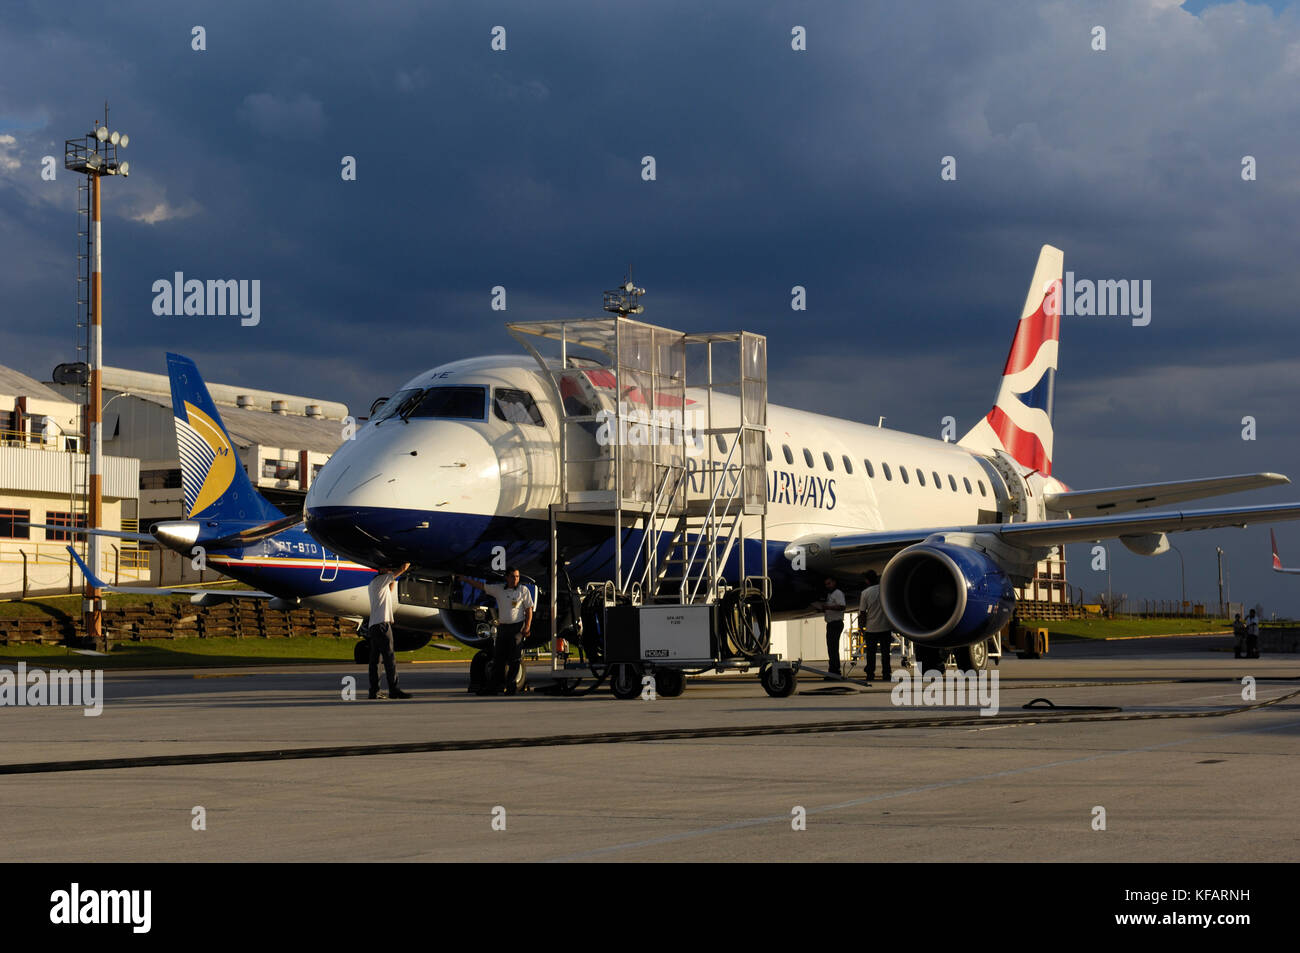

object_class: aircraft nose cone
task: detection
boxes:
[305,421,502,567]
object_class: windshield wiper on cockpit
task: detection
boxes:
[396,390,425,422]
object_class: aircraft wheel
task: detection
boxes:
[469,650,489,693]
[955,639,991,672]
[353,639,369,665]
[760,663,797,698]
[654,667,685,698]
[609,663,642,700]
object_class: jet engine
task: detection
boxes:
[880,541,1016,648]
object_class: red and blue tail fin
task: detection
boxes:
[958,245,1063,476]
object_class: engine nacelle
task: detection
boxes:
[437,608,496,649]
[880,541,1016,648]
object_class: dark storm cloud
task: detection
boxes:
[2,0,1300,609]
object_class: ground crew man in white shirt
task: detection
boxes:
[858,569,892,682]
[366,562,411,700]
[457,567,535,695]
[812,576,846,677]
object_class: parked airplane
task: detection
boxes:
[58,353,442,660]
[1270,530,1300,575]
[303,246,1300,673]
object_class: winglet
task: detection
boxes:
[1272,529,1283,570]
[67,545,110,590]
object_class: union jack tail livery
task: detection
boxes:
[1269,529,1300,574]
[959,244,1063,476]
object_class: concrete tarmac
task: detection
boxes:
[1,633,1296,862]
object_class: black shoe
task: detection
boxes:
[390,688,412,700]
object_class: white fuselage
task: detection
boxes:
[305,356,1063,607]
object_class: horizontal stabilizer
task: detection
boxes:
[19,523,154,543]
[66,546,274,601]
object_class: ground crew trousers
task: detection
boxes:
[865,630,893,679]
[368,622,399,694]
[826,620,844,675]
[493,621,524,692]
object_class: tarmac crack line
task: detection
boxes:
[0,687,1294,777]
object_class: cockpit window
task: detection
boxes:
[370,387,422,424]
[493,388,545,427]
[404,386,487,421]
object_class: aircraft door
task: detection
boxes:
[320,547,340,582]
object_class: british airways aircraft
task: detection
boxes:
[303,247,1300,671]
[67,354,442,659]
[1270,530,1300,575]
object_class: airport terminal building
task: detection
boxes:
[0,366,141,597]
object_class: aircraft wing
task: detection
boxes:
[785,501,1300,572]
[67,547,275,601]
[1044,473,1289,516]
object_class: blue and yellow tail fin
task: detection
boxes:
[166,353,284,522]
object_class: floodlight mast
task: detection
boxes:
[603,266,646,317]
[63,105,130,649]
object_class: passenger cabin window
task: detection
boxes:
[948,474,958,492]
[899,466,909,484]
[963,477,972,494]
[843,456,853,474]
[882,463,892,481]
[823,452,834,471]
[916,469,926,487]
[933,471,942,490]
[405,386,487,421]
[493,388,544,427]
[715,434,727,454]
[766,444,772,462]
[803,448,814,468]
[864,459,875,478]
[783,445,794,465]
[978,480,987,497]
